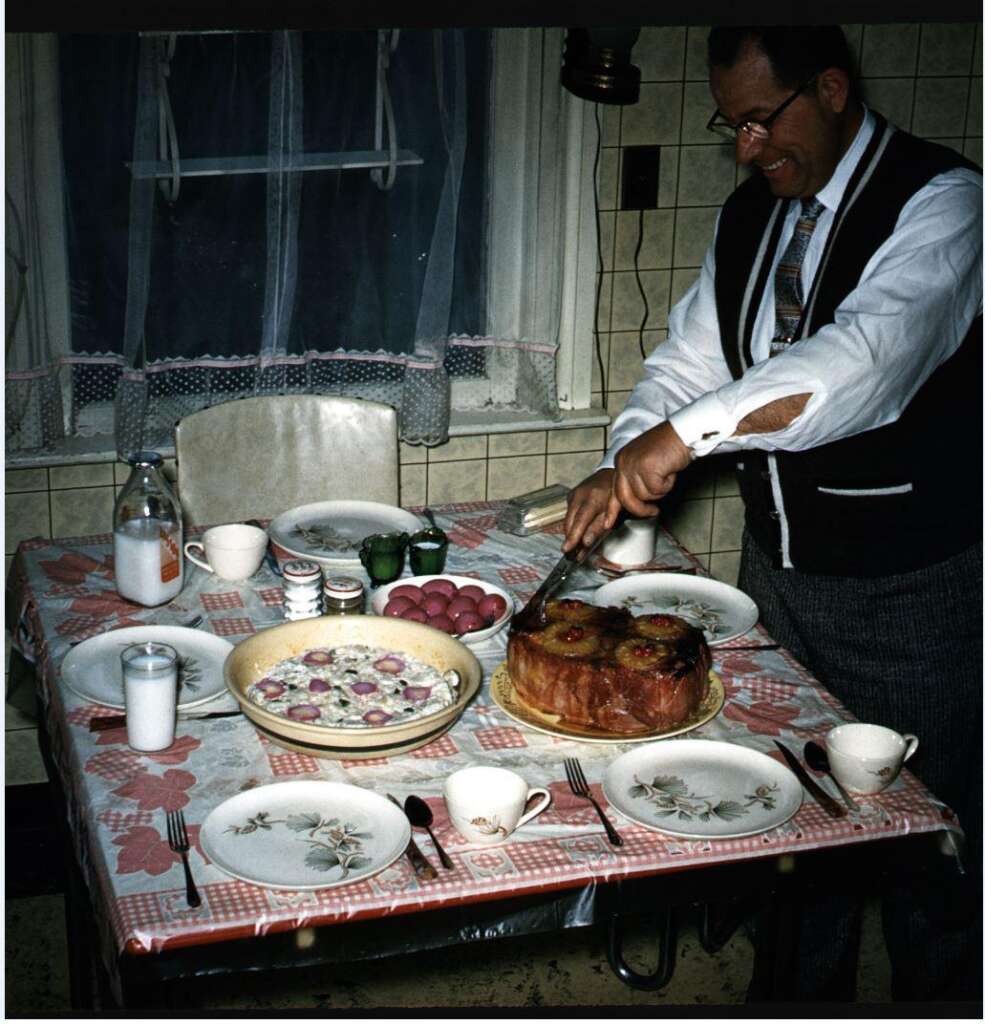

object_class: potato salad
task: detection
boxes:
[247,644,460,728]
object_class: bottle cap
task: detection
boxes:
[323,576,365,599]
[282,559,322,584]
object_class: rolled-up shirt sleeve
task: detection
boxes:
[604,168,982,465]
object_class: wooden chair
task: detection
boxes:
[174,395,399,526]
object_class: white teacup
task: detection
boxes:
[601,517,657,567]
[826,723,919,795]
[184,523,268,582]
[444,766,551,845]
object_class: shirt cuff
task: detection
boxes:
[668,393,740,458]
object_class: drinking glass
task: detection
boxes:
[409,527,449,576]
[359,531,408,586]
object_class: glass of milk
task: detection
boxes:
[121,641,179,751]
[113,451,184,606]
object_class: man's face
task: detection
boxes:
[709,43,850,199]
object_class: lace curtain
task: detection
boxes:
[5,29,568,460]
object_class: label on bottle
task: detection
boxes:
[159,527,180,583]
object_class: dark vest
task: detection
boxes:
[715,114,982,576]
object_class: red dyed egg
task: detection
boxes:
[458,584,486,602]
[389,584,424,603]
[445,596,478,620]
[421,594,450,616]
[384,596,416,617]
[401,607,428,623]
[421,578,457,598]
[427,613,457,633]
[478,593,508,621]
[455,611,487,634]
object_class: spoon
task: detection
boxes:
[404,795,454,870]
[804,741,860,812]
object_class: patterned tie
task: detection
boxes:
[770,196,825,356]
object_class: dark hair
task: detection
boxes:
[707,26,856,93]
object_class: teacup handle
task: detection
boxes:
[901,733,919,762]
[516,787,552,829]
[183,542,214,574]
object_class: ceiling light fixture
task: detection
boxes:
[561,27,641,106]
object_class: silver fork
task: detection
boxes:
[563,757,623,847]
[166,809,202,907]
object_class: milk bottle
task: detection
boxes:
[113,451,184,606]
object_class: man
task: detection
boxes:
[564,26,981,1002]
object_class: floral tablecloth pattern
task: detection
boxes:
[7,502,957,966]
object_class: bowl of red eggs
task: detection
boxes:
[370,574,515,644]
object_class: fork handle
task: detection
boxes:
[180,852,202,907]
[587,796,624,847]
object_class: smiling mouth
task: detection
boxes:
[760,157,788,172]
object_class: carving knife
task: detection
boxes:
[774,741,847,819]
[386,794,438,881]
[512,510,628,632]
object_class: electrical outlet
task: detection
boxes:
[621,145,660,210]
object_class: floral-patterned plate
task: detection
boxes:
[199,780,411,890]
[592,573,759,646]
[602,739,802,840]
[61,625,235,711]
[269,500,423,570]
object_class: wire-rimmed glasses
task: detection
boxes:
[706,75,817,143]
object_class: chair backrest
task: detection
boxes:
[175,395,399,526]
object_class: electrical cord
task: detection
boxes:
[592,103,606,406]
[633,205,649,360]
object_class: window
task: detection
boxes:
[5,28,600,462]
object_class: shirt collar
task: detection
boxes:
[813,106,875,215]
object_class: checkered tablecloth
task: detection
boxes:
[7,502,958,963]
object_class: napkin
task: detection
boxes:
[497,484,570,536]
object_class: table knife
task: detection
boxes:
[89,709,242,732]
[386,794,438,881]
[774,741,847,819]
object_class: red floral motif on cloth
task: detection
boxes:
[112,821,204,877]
[56,614,144,641]
[37,550,114,585]
[68,592,144,621]
[67,705,114,727]
[91,729,200,764]
[715,651,773,677]
[112,768,196,812]
[723,698,802,736]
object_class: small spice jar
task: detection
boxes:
[282,559,323,619]
[322,575,365,616]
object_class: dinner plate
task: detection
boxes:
[199,780,410,890]
[61,626,234,711]
[490,664,724,745]
[602,739,802,839]
[269,500,423,570]
[592,573,758,646]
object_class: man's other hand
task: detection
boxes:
[612,421,692,517]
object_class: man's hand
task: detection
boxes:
[612,421,692,518]
[562,468,615,553]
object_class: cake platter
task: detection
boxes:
[490,663,724,745]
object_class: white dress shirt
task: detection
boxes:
[602,109,983,468]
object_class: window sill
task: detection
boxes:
[5,407,611,469]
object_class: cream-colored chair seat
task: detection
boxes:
[175,395,399,526]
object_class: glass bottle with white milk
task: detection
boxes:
[113,451,184,606]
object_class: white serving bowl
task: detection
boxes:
[370,574,515,645]
[224,615,481,760]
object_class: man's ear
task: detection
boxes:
[816,67,851,115]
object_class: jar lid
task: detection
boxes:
[323,575,364,599]
[282,559,322,582]
[126,450,164,468]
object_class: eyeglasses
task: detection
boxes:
[706,76,817,142]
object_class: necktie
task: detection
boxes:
[770,196,825,356]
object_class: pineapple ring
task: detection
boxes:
[536,621,602,658]
[544,598,604,625]
[631,613,693,641]
[614,637,673,671]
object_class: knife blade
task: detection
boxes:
[774,740,847,819]
[89,709,242,732]
[386,794,438,881]
[512,511,628,632]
